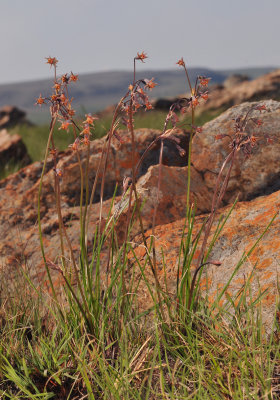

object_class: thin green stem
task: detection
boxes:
[38,114,59,302]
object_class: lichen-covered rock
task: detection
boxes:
[130,190,280,332]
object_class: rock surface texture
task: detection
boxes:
[131,190,280,331]
[191,100,280,205]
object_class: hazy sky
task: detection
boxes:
[1,0,279,84]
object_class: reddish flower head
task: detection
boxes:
[59,120,71,131]
[35,94,45,106]
[82,124,91,135]
[145,101,153,110]
[191,97,199,107]
[69,72,79,82]
[176,58,185,67]
[46,57,58,67]
[53,82,61,92]
[144,78,157,90]
[82,134,90,146]
[136,51,148,62]
[83,113,98,125]
[61,73,69,84]
[199,77,211,86]
[201,93,209,101]
[69,138,80,151]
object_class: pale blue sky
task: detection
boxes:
[1,0,279,84]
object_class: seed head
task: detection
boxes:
[35,94,45,106]
[201,93,209,101]
[176,58,185,67]
[53,82,61,92]
[59,120,71,131]
[144,78,157,90]
[135,51,148,62]
[145,101,153,111]
[83,113,98,125]
[69,138,80,151]
[191,97,199,107]
[199,77,211,86]
[69,72,79,82]
[46,57,58,67]
[61,73,69,84]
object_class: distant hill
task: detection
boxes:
[0,66,277,123]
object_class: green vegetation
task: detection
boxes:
[0,159,24,180]
[0,207,279,399]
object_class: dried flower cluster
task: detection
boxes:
[176,57,210,110]
[215,104,271,156]
[36,57,98,155]
[117,52,158,133]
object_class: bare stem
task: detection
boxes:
[38,114,59,301]
[151,139,164,268]
[98,99,125,233]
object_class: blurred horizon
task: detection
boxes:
[0,64,278,86]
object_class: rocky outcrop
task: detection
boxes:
[0,129,31,168]
[152,69,280,116]
[1,101,280,327]
[114,165,211,242]
[196,69,280,115]
[0,105,30,129]
[223,74,249,89]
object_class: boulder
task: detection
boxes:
[196,69,280,114]
[152,69,280,115]
[130,189,280,332]
[0,129,31,168]
[0,105,29,129]
[152,98,177,111]
[114,164,210,242]
[191,100,280,205]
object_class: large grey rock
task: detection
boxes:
[191,100,280,205]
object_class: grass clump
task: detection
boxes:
[0,53,278,399]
